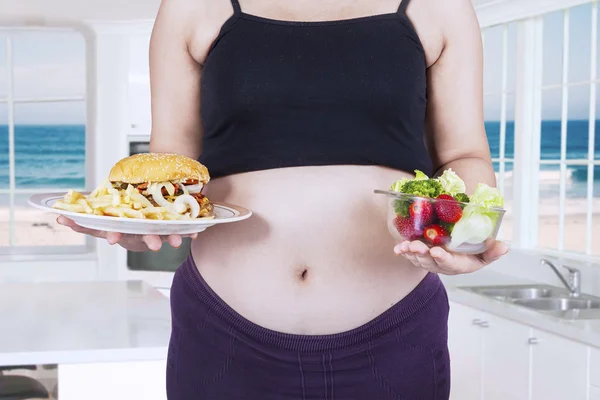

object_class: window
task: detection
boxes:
[482,22,518,243]
[128,33,151,136]
[537,3,599,256]
[481,1,600,259]
[0,29,88,252]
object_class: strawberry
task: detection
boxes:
[434,194,463,223]
[409,199,434,227]
[393,215,424,240]
[423,224,450,246]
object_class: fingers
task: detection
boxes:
[395,238,510,276]
[480,240,509,264]
[57,216,107,239]
[166,235,183,248]
[105,232,123,245]
[58,214,199,252]
[142,235,164,252]
[395,241,445,273]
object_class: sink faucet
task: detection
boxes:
[541,259,581,297]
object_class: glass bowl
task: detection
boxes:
[374,190,506,255]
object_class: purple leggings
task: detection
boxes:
[166,256,451,399]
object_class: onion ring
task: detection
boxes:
[174,194,200,218]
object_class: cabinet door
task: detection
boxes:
[448,302,484,400]
[530,330,588,400]
[481,315,531,400]
[590,347,600,387]
[590,386,600,400]
[59,360,167,400]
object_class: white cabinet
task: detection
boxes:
[448,303,484,400]
[58,360,167,400]
[481,314,531,400]
[448,301,593,400]
[530,330,588,400]
[590,347,600,387]
[448,303,530,400]
[590,386,600,400]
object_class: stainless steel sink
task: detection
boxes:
[513,297,600,311]
[460,284,600,319]
[459,259,600,319]
[465,285,562,300]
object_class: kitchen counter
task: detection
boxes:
[0,280,171,366]
[442,269,600,349]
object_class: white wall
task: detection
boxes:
[0,0,520,26]
[0,0,160,24]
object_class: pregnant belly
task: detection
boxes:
[190,165,428,334]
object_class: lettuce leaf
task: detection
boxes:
[437,168,466,196]
[390,178,409,192]
[450,205,495,247]
[414,170,429,180]
[470,183,504,209]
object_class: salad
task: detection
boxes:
[388,169,505,249]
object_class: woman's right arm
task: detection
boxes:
[58,0,205,252]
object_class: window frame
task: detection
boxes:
[478,0,600,261]
[0,25,96,259]
[481,22,517,241]
[0,5,597,273]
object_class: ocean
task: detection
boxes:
[0,122,598,198]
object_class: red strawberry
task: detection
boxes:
[423,224,450,246]
[409,199,434,227]
[393,215,424,240]
[434,194,463,223]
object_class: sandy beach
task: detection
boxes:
[1,201,598,256]
[0,207,85,247]
[1,169,598,254]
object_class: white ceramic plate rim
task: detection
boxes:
[28,192,252,225]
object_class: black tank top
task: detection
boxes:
[199,0,432,178]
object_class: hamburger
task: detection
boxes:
[108,153,214,219]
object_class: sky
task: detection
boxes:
[0,3,598,125]
[484,3,599,121]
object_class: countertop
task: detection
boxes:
[0,280,171,366]
[3,267,600,366]
[441,269,600,348]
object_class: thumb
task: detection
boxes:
[481,240,509,264]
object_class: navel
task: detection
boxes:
[296,266,310,283]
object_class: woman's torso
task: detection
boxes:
[186,0,445,335]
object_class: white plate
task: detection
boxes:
[28,192,252,235]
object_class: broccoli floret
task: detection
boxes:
[393,199,411,217]
[400,179,444,198]
[454,193,470,203]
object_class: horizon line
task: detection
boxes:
[0,119,599,126]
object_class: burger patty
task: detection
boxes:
[112,180,200,196]
[111,180,213,212]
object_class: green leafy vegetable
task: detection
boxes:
[414,170,428,180]
[450,205,495,247]
[449,184,504,246]
[390,178,409,192]
[437,168,466,196]
[470,183,504,209]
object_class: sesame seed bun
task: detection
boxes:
[108,153,210,184]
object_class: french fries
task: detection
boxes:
[53,182,215,221]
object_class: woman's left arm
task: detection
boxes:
[395,0,508,274]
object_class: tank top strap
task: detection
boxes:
[397,0,411,14]
[230,0,242,14]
